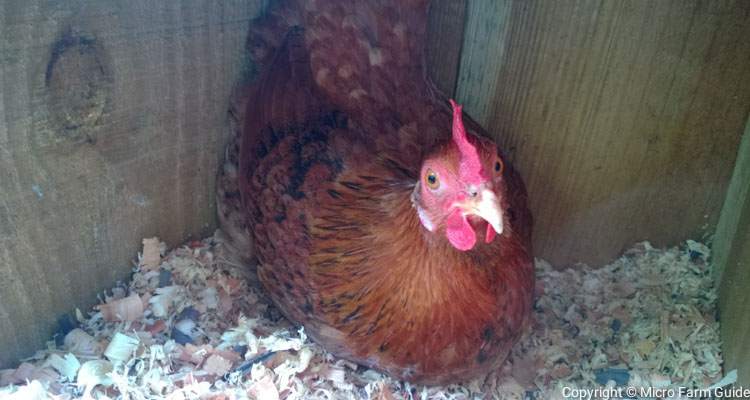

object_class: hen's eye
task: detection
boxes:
[494,158,504,175]
[425,169,440,190]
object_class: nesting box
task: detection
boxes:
[0,0,749,396]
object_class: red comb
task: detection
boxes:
[450,99,486,185]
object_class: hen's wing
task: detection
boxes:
[237,27,396,326]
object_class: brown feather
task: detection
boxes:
[234,0,534,385]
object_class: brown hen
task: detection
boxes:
[232,0,534,385]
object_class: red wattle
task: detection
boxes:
[445,209,476,251]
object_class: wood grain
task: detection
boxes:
[0,0,263,367]
[454,0,750,265]
[425,0,467,97]
[716,119,750,387]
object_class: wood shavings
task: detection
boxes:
[103,333,140,366]
[203,354,233,376]
[0,233,726,399]
[0,380,48,400]
[97,294,144,322]
[149,286,184,318]
[43,353,81,382]
[173,318,199,344]
[0,363,59,391]
[8,362,37,384]
[179,344,211,365]
[141,237,163,270]
[63,329,102,357]
[77,359,114,396]
[375,381,396,400]
[248,372,280,400]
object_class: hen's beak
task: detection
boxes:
[459,188,503,237]
[474,188,503,236]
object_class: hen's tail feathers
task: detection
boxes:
[215,83,255,276]
[216,2,301,271]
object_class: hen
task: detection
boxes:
[230,0,534,385]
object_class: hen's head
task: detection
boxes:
[413,100,505,251]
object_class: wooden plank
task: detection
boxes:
[0,0,264,368]
[455,0,750,265]
[716,119,750,387]
[425,0,468,97]
[714,117,750,284]
[455,0,513,124]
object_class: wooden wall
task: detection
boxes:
[0,0,264,368]
[428,0,750,266]
[1,0,749,370]
[715,119,750,387]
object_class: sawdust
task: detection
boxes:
[0,233,728,399]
